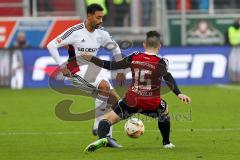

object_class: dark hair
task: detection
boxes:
[87,3,104,14]
[145,31,161,48]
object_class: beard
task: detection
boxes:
[94,22,102,29]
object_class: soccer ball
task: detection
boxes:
[124,118,144,138]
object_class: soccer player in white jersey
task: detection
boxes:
[47,4,124,142]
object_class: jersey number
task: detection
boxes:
[134,68,152,90]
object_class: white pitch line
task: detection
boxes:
[215,84,240,90]
[0,128,240,136]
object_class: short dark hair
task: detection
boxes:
[145,31,161,49]
[87,3,104,14]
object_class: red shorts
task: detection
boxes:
[125,91,161,111]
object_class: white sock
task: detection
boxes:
[94,97,113,137]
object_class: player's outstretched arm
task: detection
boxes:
[82,53,131,70]
[163,72,191,104]
[47,25,78,77]
[47,39,64,66]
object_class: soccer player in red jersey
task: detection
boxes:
[83,31,191,152]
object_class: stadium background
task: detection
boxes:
[0,0,240,160]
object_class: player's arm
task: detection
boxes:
[101,30,123,61]
[47,26,76,76]
[101,30,125,85]
[47,29,74,65]
[163,72,181,95]
[163,72,191,104]
[160,58,191,104]
[82,53,131,70]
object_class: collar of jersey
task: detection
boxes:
[83,21,96,33]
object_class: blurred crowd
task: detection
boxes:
[186,18,240,46]
[11,0,240,48]
[167,0,240,11]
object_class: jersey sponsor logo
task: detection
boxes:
[132,61,156,69]
[131,86,153,96]
[77,47,98,52]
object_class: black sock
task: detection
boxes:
[98,119,111,139]
[158,114,170,145]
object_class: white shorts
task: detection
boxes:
[68,60,113,94]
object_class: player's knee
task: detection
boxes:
[108,90,120,105]
[104,110,121,124]
[158,113,170,122]
[98,80,110,96]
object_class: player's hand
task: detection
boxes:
[116,72,125,86]
[82,52,93,61]
[60,66,72,77]
[177,94,191,104]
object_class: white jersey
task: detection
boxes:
[47,22,122,66]
[47,22,122,90]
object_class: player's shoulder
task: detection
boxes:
[131,51,141,55]
[121,51,140,62]
[97,26,111,36]
[68,22,85,30]
[60,23,84,40]
[97,26,107,32]
[128,51,141,58]
[157,56,169,68]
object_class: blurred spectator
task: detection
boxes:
[186,20,224,45]
[11,51,24,89]
[167,0,177,10]
[85,0,108,15]
[177,0,191,12]
[199,0,209,12]
[13,31,31,49]
[214,0,240,9]
[111,0,131,26]
[227,18,240,46]
[37,0,53,12]
[29,0,53,16]
[141,0,152,26]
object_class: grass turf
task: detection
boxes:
[0,86,240,160]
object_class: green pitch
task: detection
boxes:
[0,86,240,160]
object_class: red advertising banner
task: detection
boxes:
[0,21,16,48]
[0,17,81,48]
[42,19,81,47]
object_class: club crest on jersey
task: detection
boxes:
[56,37,62,44]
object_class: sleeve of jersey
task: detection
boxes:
[163,73,181,96]
[160,58,181,96]
[101,31,123,61]
[47,26,76,66]
[90,55,132,70]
